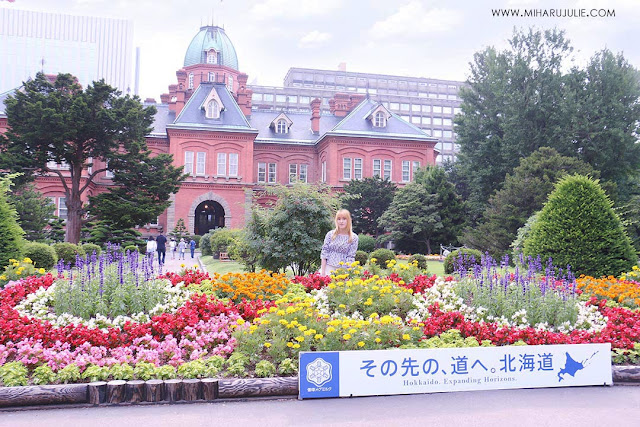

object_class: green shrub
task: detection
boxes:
[191,235,202,248]
[81,243,102,257]
[444,248,483,274]
[0,361,28,387]
[53,242,85,267]
[254,360,276,378]
[82,365,110,382]
[210,228,242,254]
[33,365,57,385]
[177,360,206,379]
[0,175,24,268]
[408,254,428,270]
[523,174,637,277]
[200,231,214,256]
[123,245,139,254]
[23,241,57,270]
[56,364,81,384]
[358,234,376,253]
[369,248,395,266]
[355,250,368,266]
[109,363,134,380]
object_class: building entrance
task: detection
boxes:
[194,201,225,235]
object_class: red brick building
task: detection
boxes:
[0,26,438,236]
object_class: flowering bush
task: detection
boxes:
[292,272,331,291]
[0,258,46,287]
[578,275,640,310]
[191,271,290,303]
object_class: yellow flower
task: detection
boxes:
[293,343,300,349]
[357,341,365,347]
[338,304,346,309]
[295,336,305,342]
[38,268,46,274]
[0,275,6,280]
[264,343,271,348]
[343,334,352,340]
[402,334,411,340]
[327,327,336,333]
[349,328,357,334]
[287,342,294,348]
[314,334,324,340]
[236,319,245,325]
[375,337,381,343]
[298,325,308,332]
[370,257,377,264]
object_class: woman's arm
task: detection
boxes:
[346,233,359,263]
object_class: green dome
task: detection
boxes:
[183,26,238,70]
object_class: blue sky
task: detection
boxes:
[2,0,639,100]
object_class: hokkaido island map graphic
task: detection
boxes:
[557,351,599,382]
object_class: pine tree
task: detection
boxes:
[0,174,25,267]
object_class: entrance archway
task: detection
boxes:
[194,201,225,235]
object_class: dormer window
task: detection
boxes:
[188,73,194,89]
[206,100,220,119]
[367,104,392,128]
[374,111,387,127]
[206,50,218,64]
[276,119,288,134]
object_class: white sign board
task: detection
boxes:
[299,343,612,399]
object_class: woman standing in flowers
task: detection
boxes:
[320,209,359,275]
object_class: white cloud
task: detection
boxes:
[369,1,462,40]
[251,0,342,20]
[297,30,332,48]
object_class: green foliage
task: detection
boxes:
[199,231,214,256]
[0,174,25,268]
[32,365,57,385]
[254,360,276,378]
[410,329,492,349]
[82,365,110,382]
[53,242,85,267]
[369,248,395,267]
[278,358,298,375]
[226,352,249,377]
[123,245,139,254]
[154,365,176,380]
[341,177,397,237]
[408,254,428,270]
[0,361,28,387]
[354,250,368,266]
[612,343,640,365]
[1,72,170,243]
[84,220,144,249]
[463,148,599,258]
[1,257,46,287]
[109,363,134,380]
[169,218,190,242]
[245,183,336,275]
[444,248,483,274]
[177,360,207,379]
[524,175,637,277]
[357,234,376,253]
[210,228,242,254]
[81,243,101,257]
[47,218,66,243]
[133,362,157,381]
[8,183,56,242]
[23,241,57,270]
[191,234,202,248]
[56,364,81,384]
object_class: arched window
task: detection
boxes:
[276,119,288,134]
[206,100,219,119]
[207,50,217,64]
[374,111,386,127]
[188,73,194,89]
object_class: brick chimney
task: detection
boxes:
[310,98,321,134]
[330,93,367,117]
[235,73,253,117]
[160,93,170,104]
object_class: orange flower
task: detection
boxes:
[208,270,290,303]
[577,276,640,308]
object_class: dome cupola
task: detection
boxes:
[183,26,238,70]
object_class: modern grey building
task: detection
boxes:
[0,8,134,95]
[248,67,464,162]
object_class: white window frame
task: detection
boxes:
[374,111,386,128]
[289,164,298,184]
[258,162,266,183]
[208,71,216,82]
[188,73,194,89]
[196,152,206,176]
[402,160,411,182]
[268,163,277,183]
[321,161,327,183]
[276,119,288,134]
[207,50,217,64]
[184,151,194,175]
[299,164,308,183]
[229,153,238,177]
[217,153,227,176]
[383,160,392,180]
[58,197,68,220]
[227,75,233,92]
[412,161,420,177]
[354,158,363,180]
[343,157,352,180]
[206,100,219,119]
[373,159,381,178]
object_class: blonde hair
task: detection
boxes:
[331,209,354,243]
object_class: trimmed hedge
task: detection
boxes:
[369,248,396,267]
[53,243,85,267]
[81,243,102,257]
[357,234,376,253]
[23,242,57,270]
[444,248,483,274]
[355,250,369,266]
[408,254,428,270]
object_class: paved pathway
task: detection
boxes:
[154,249,203,275]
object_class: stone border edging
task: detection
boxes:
[0,367,638,409]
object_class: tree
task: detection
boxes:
[84,220,144,249]
[0,174,25,268]
[0,72,185,243]
[169,218,190,242]
[455,28,573,219]
[462,148,599,258]
[7,183,56,242]
[341,177,396,238]
[244,183,336,275]
[523,175,637,277]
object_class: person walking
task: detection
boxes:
[169,238,177,260]
[178,238,187,260]
[156,232,168,266]
[320,209,359,276]
[145,236,156,261]
[189,238,196,259]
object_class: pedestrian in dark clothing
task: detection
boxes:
[190,238,196,258]
[156,233,168,265]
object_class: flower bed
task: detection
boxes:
[1,255,640,387]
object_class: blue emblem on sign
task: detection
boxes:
[299,352,340,399]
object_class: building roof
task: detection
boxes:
[167,82,254,132]
[0,88,16,117]
[183,26,239,70]
[325,98,436,143]
[146,102,175,137]
[249,111,341,145]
